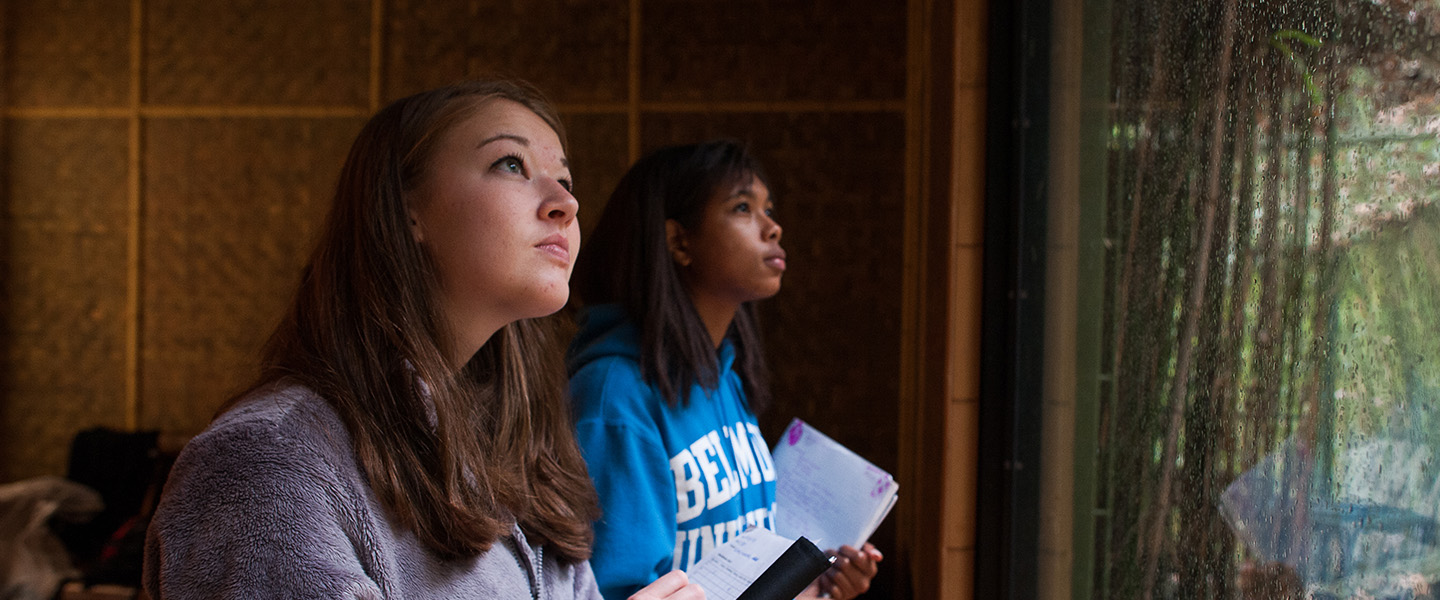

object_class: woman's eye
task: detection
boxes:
[764,207,774,217]
[734,202,751,213]
[495,155,524,174]
[559,178,573,192]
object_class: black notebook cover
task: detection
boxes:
[734,536,833,600]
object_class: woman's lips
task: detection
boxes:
[764,251,787,271]
[537,234,570,263]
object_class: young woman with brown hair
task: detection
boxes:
[141,80,702,600]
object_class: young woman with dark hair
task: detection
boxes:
[141,80,701,600]
[568,139,882,600]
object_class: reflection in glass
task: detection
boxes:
[1089,0,1440,598]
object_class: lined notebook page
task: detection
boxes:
[771,418,898,549]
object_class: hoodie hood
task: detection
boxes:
[566,303,735,381]
[566,304,641,377]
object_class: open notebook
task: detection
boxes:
[771,418,899,550]
[689,527,833,600]
[687,419,897,599]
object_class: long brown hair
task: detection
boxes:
[245,79,599,562]
[572,139,773,414]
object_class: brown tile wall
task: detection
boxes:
[144,0,372,106]
[1,119,131,477]
[2,4,915,596]
[384,0,630,103]
[140,117,363,432]
[5,0,131,107]
[641,0,907,103]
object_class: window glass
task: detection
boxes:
[1087,1,1440,598]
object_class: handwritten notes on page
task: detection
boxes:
[689,528,792,600]
[689,528,832,600]
[771,418,899,550]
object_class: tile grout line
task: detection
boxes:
[4,100,906,120]
[0,0,6,471]
[637,100,906,113]
[370,0,383,112]
[4,106,371,118]
[898,0,937,595]
[627,0,641,164]
[126,0,144,431]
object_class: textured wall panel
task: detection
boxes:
[559,112,629,237]
[144,0,370,106]
[1,119,130,481]
[3,0,131,107]
[642,0,906,103]
[141,118,363,434]
[384,0,629,104]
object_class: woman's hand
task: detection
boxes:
[628,570,705,600]
[811,544,882,600]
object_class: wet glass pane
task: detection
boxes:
[1087,1,1440,598]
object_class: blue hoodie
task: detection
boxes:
[567,304,778,600]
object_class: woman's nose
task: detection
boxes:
[541,180,579,223]
[764,215,782,241]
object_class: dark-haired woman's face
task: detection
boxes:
[407,98,579,362]
[671,178,785,309]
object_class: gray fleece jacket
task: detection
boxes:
[142,382,601,599]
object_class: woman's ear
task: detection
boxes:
[406,200,425,243]
[665,219,692,267]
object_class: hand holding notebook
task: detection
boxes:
[687,419,896,600]
[688,528,834,600]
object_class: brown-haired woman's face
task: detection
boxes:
[670,177,785,308]
[407,98,579,360]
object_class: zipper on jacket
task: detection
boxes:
[511,537,543,600]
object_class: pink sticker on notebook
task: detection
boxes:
[787,421,804,445]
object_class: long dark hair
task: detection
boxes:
[239,79,599,562]
[572,139,773,414]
